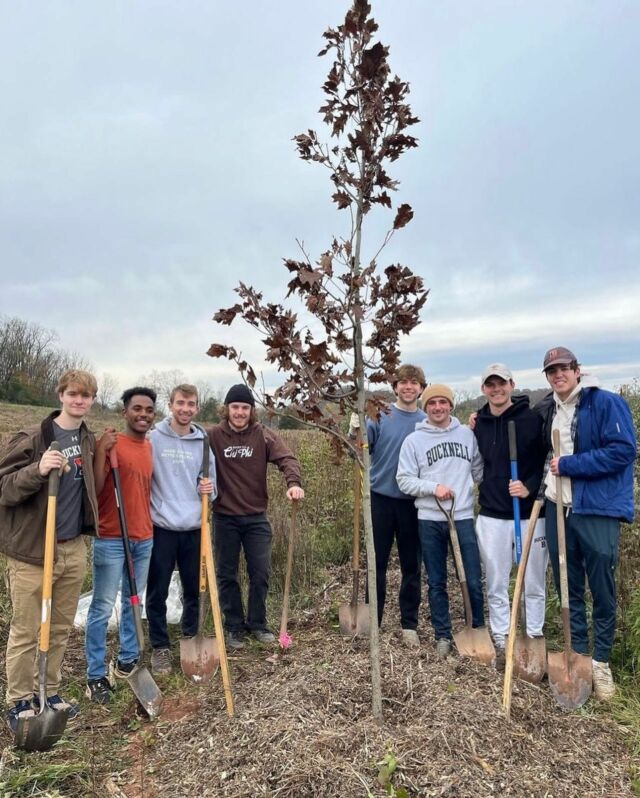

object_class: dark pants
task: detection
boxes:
[146,526,200,649]
[213,512,272,634]
[545,502,619,663]
[418,518,484,640]
[366,492,421,630]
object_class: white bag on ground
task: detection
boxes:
[74,570,184,629]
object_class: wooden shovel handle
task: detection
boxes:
[204,514,235,716]
[503,499,543,718]
[436,496,474,625]
[279,501,297,639]
[553,430,573,662]
[40,442,61,653]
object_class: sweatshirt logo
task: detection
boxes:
[426,441,471,467]
[224,445,254,459]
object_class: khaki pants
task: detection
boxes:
[5,537,87,705]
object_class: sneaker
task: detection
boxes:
[32,694,80,721]
[112,658,138,679]
[226,631,246,650]
[494,646,506,672]
[6,700,35,733]
[592,659,616,701]
[250,629,275,644]
[401,629,420,648]
[150,647,172,675]
[436,638,452,658]
[85,677,114,705]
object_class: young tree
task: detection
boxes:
[208,0,427,721]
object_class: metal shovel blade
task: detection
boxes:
[338,602,370,638]
[15,704,69,752]
[514,635,547,684]
[547,650,592,709]
[127,664,164,718]
[180,635,220,684]
[453,626,496,666]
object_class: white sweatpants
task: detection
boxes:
[476,515,548,644]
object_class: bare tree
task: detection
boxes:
[209,0,427,721]
[97,373,120,409]
[136,368,189,409]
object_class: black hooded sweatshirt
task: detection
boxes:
[473,394,546,520]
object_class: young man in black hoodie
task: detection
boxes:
[473,363,547,668]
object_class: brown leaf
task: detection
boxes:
[393,203,413,229]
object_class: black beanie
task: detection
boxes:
[224,384,255,406]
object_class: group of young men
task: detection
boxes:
[357,348,636,701]
[0,374,303,731]
[0,344,636,733]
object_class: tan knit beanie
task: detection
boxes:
[420,384,454,410]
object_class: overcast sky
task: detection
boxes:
[1,1,638,401]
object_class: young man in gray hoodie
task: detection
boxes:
[145,384,216,675]
[397,384,485,657]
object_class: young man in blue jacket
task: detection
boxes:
[537,346,636,700]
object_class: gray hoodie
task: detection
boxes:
[396,417,483,521]
[149,418,217,531]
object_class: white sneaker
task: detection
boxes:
[401,629,420,648]
[592,660,615,701]
[435,638,451,658]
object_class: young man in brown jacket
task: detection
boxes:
[208,384,304,649]
[0,370,99,733]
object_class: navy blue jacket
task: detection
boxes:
[536,386,636,522]
[474,395,546,520]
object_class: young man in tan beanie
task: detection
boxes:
[397,384,485,657]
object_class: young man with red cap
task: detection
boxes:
[208,385,304,649]
[536,346,636,700]
[397,384,485,658]
[473,363,547,669]
[349,364,427,647]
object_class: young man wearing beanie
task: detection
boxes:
[145,384,216,675]
[208,384,304,649]
[349,364,426,647]
[536,347,636,700]
[397,384,485,658]
[473,364,547,669]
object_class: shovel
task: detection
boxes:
[110,447,163,718]
[278,501,298,649]
[180,440,219,682]
[547,430,592,709]
[508,421,546,683]
[503,499,545,718]
[16,442,70,752]
[339,452,369,637]
[437,496,495,665]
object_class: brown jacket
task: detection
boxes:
[0,411,99,565]
[208,421,301,516]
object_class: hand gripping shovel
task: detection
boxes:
[338,451,369,637]
[110,447,163,718]
[16,442,70,752]
[503,499,544,718]
[508,421,546,684]
[180,440,219,682]
[547,431,592,709]
[436,496,495,665]
[278,501,299,649]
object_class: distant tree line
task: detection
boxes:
[0,316,92,406]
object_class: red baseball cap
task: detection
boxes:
[543,346,577,371]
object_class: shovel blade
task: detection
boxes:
[338,602,370,638]
[548,650,592,709]
[15,705,69,752]
[127,665,164,718]
[453,625,496,666]
[514,635,547,684]
[180,635,220,684]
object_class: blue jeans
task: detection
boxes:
[85,537,153,680]
[418,518,485,640]
[546,503,620,662]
